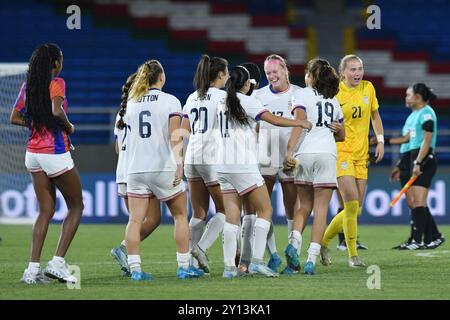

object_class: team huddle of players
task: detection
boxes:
[110,53,384,280]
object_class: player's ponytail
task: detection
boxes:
[306,58,339,99]
[128,60,163,102]
[26,43,62,134]
[225,66,250,127]
[412,83,437,102]
[116,72,137,129]
[194,54,228,100]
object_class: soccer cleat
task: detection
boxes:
[392,239,412,250]
[401,240,425,250]
[303,261,316,275]
[248,263,279,277]
[337,239,368,251]
[337,240,347,251]
[44,260,78,283]
[424,236,445,249]
[191,244,210,274]
[267,252,282,272]
[131,270,154,281]
[348,256,366,268]
[177,266,205,279]
[111,245,131,276]
[320,246,331,266]
[222,266,238,278]
[280,266,299,275]
[284,244,300,270]
[20,269,53,285]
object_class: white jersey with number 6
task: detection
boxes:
[125,88,182,174]
[292,87,343,157]
[183,87,226,165]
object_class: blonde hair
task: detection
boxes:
[338,54,363,80]
[264,54,290,81]
[128,60,163,101]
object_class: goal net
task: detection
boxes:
[0,63,33,223]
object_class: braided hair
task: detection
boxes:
[116,72,137,129]
[25,43,62,133]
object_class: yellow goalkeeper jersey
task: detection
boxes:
[336,80,379,160]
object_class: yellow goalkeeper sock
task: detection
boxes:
[322,209,344,248]
[342,200,360,257]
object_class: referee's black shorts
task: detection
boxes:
[398,151,411,187]
[410,149,437,188]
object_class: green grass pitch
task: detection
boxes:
[0,224,449,300]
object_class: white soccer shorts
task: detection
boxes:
[127,171,185,201]
[294,153,337,188]
[25,151,74,178]
[184,164,219,186]
[218,172,265,196]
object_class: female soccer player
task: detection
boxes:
[401,83,444,249]
[110,72,162,276]
[253,54,302,273]
[218,65,312,277]
[10,43,83,284]
[124,60,204,280]
[283,58,344,275]
[320,54,384,267]
[181,54,229,274]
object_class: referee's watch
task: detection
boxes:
[413,159,422,166]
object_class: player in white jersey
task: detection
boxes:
[110,72,162,277]
[123,60,204,281]
[283,58,345,275]
[181,55,229,273]
[251,54,302,273]
[218,65,312,277]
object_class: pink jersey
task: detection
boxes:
[14,77,71,154]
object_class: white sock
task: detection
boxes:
[266,222,277,255]
[197,212,225,252]
[189,218,205,267]
[52,256,65,265]
[240,214,256,265]
[307,242,321,265]
[222,222,239,268]
[189,218,206,249]
[120,240,127,248]
[288,230,302,255]
[252,218,271,263]
[287,219,294,235]
[127,254,141,273]
[177,252,191,270]
[28,262,40,275]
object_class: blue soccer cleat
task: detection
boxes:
[267,252,282,273]
[177,266,205,279]
[111,245,131,277]
[131,270,153,281]
[304,261,316,275]
[280,266,299,275]
[284,244,300,270]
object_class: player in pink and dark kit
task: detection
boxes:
[10,43,84,285]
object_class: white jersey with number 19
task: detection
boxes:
[125,88,183,174]
[292,87,343,157]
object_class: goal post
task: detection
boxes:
[0,63,34,224]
